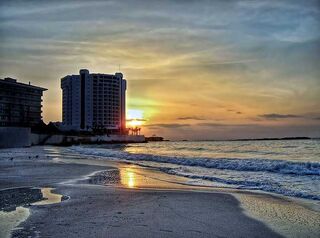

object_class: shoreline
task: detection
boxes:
[54,153,320,212]
[0,146,319,237]
[58,157,320,238]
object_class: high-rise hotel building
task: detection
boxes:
[61,69,127,133]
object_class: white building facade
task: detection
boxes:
[61,69,126,134]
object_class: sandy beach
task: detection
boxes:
[0,146,319,238]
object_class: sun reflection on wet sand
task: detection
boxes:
[118,165,194,189]
[120,167,137,188]
[127,172,135,188]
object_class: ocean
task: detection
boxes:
[68,140,320,201]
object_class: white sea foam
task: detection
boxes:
[69,146,320,176]
[68,140,320,200]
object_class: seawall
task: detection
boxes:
[0,127,145,148]
[0,127,31,148]
[31,134,146,146]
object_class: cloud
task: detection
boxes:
[145,123,189,128]
[197,123,259,127]
[197,123,227,127]
[1,0,319,140]
[259,113,302,120]
[126,118,146,122]
[177,116,205,120]
[227,109,242,114]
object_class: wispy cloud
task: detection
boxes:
[145,123,190,129]
[177,116,205,120]
[259,114,302,120]
[197,123,259,127]
[126,118,147,122]
[0,0,319,139]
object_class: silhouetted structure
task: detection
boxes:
[145,136,164,142]
[128,127,141,136]
[61,69,127,134]
[0,78,47,127]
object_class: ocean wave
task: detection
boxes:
[69,146,320,176]
[163,168,320,200]
[221,149,285,155]
[280,145,298,148]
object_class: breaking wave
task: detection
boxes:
[69,146,320,176]
[68,144,320,200]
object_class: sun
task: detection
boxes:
[127,109,145,128]
[128,119,143,127]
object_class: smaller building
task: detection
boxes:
[0,78,47,127]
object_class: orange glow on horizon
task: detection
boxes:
[127,119,144,127]
[127,109,145,128]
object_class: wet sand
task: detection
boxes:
[0,146,319,238]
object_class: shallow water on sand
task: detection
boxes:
[236,193,320,238]
[0,187,65,238]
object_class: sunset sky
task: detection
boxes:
[0,0,319,139]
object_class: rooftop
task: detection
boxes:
[0,78,47,91]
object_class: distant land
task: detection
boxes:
[230,137,315,141]
[179,137,319,142]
